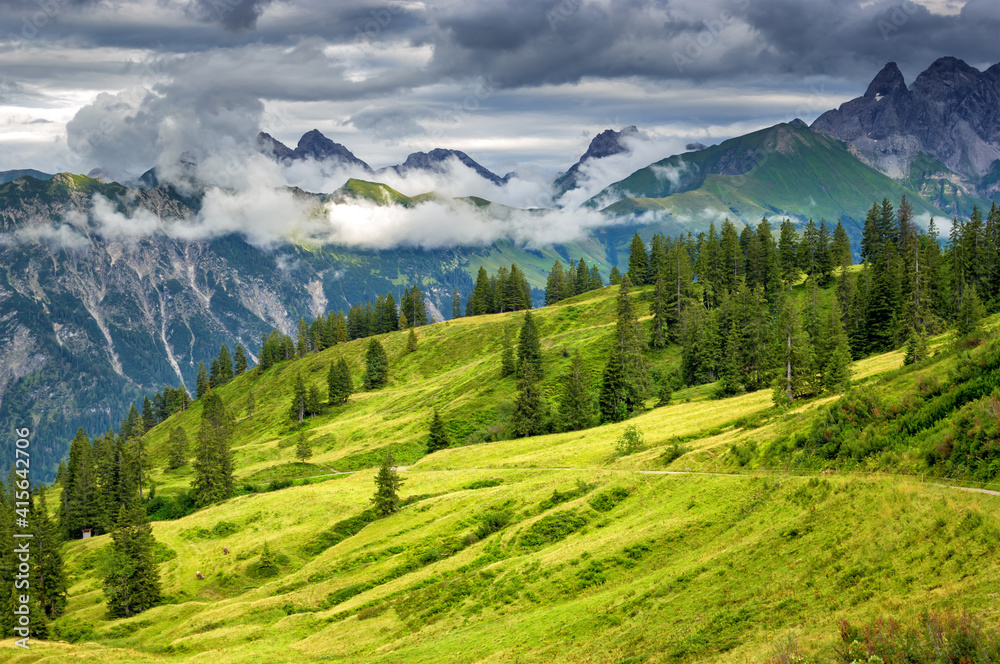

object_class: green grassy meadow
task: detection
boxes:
[4,284,1000,663]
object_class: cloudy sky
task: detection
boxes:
[1,0,998,182]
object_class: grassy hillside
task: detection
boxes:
[5,284,1000,663]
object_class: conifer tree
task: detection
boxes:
[471,266,492,315]
[427,410,450,452]
[778,219,799,287]
[328,358,353,405]
[290,373,307,422]
[295,433,312,462]
[589,265,603,290]
[32,490,67,621]
[141,396,156,431]
[398,309,409,330]
[500,326,516,377]
[196,362,209,399]
[772,294,812,406]
[608,265,622,285]
[516,311,542,378]
[233,344,248,375]
[599,277,650,421]
[297,319,309,357]
[649,271,669,350]
[103,502,162,619]
[903,327,930,365]
[715,322,745,398]
[363,338,389,389]
[823,298,852,392]
[60,428,100,539]
[167,427,189,470]
[452,288,462,319]
[511,364,546,437]
[558,352,593,431]
[371,452,404,516]
[406,327,418,353]
[217,345,233,383]
[191,391,234,507]
[955,283,986,338]
[306,385,323,417]
[832,219,852,267]
[627,233,649,285]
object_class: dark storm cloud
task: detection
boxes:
[188,0,278,31]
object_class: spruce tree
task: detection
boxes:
[608,265,622,285]
[452,288,462,319]
[627,233,649,285]
[772,294,812,406]
[196,362,209,399]
[511,364,546,437]
[290,373,307,422]
[234,344,248,375]
[558,352,593,431]
[60,428,100,539]
[306,385,323,417]
[328,358,353,405]
[491,325,513,379]
[406,327,418,353]
[191,391,234,507]
[599,276,650,422]
[545,260,565,305]
[167,427,189,470]
[823,299,852,392]
[103,502,162,619]
[33,490,67,621]
[363,338,389,389]
[516,311,542,378]
[649,271,669,350]
[955,283,986,338]
[295,433,312,462]
[903,327,929,365]
[427,410,450,452]
[371,452,404,516]
[141,396,156,432]
[297,319,310,357]
[218,345,234,383]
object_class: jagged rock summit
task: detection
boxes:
[383,148,508,186]
[812,56,1000,181]
[256,129,372,172]
[554,126,640,194]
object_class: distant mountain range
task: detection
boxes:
[1,55,999,480]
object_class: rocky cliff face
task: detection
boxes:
[812,57,1000,188]
[382,148,508,186]
[0,173,467,481]
[256,129,372,172]
[554,126,640,195]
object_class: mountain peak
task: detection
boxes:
[864,62,906,99]
[256,132,294,161]
[391,149,506,186]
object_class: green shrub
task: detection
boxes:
[588,487,630,512]
[519,510,589,550]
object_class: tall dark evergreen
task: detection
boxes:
[59,428,100,539]
[290,374,308,422]
[627,233,650,285]
[427,410,449,452]
[191,391,234,507]
[32,490,67,621]
[649,271,669,350]
[452,288,462,319]
[103,502,162,619]
[233,344,248,375]
[558,352,593,431]
[511,364,546,437]
[599,277,650,422]
[363,338,389,389]
[371,452,404,516]
[328,358,353,405]
[196,362,210,399]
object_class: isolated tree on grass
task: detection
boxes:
[295,432,312,462]
[371,451,405,516]
[103,503,162,619]
[167,427,189,470]
[328,358,353,405]
[191,391,234,507]
[406,327,418,353]
[427,410,449,452]
[559,351,593,431]
[364,338,389,389]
